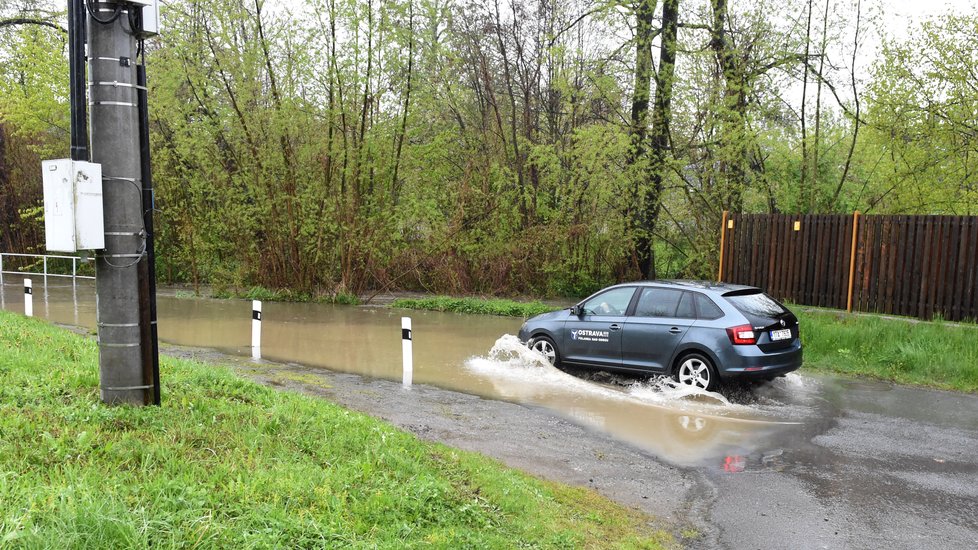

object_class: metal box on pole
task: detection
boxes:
[42,159,105,252]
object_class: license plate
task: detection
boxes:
[770,328,792,341]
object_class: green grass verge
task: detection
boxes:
[213,286,361,305]
[391,296,557,318]
[797,308,978,393]
[0,311,668,548]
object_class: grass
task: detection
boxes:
[0,311,669,549]
[796,308,978,393]
[391,296,557,318]
[213,286,361,305]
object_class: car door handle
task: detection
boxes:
[668,327,683,334]
[609,324,621,331]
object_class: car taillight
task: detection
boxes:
[726,325,757,345]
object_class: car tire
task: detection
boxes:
[673,352,719,392]
[528,336,560,367]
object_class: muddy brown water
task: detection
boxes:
[2,276,812,466]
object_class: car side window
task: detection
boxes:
[633,288,685,318]
[694,293,724,320]
[676,291,696,318]
[582,287,635,316]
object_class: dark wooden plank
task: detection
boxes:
[853,216,868,312]
[874,216,888,313]
[778,214,788,297]
[840,214,852,309]
[933,215,949,319]
[938,216,956,320]
[819,215,831,307]
[788,216,801,304]
[802,215,815,305]
[811,216,822,306]
[914,216,929,319]
[826,216,837,308]
[895,216,917,315]
[883,217,898,315]
[857,216,875,312]
[839,215,852,310]
[964,217,978,322]
[947,217,963,321]
[923,216,941,319]
[866,217,881,312]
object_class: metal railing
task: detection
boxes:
[0,253,95,286]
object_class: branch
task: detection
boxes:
[0,18,66,34]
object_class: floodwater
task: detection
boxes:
[6,274,967,469]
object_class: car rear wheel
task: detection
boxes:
[674,353,718,391]
[528,336,560,366]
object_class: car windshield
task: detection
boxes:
[725,291,786,320]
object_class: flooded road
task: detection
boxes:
[4,276,978,547]
[0,276,817,466]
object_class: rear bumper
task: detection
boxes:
[718,343,803,379]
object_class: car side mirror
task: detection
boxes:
[571,305,584,317]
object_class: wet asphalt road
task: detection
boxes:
[700,379,978,549]
[172,346,978,549]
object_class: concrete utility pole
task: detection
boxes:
[88,1,154,405]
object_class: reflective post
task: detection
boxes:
[24,278,33,317]
[402,317,413,387]
[252,300,262,359]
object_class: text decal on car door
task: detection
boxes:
[572,330,610,343]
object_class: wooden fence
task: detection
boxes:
[718,212,978,322]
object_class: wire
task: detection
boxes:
[101,238,147,270]
[128,4,142,37]
[87,2,123,25]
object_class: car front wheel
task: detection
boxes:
[528,336,560,366]
[674,353,718,391]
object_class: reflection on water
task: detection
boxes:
[0,276,809,466]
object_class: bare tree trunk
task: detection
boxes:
[799,0,813,212]
[811,0,829,212]
[391,0,414,205]
[626,0,657,275]
[636,0,678,280]
[710,0,746,211]
[834,0,862,208]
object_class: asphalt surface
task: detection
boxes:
[169,346,978,549]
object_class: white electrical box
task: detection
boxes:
[42,159,105,253]
[134,0,160,38]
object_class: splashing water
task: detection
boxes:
[627,376,732,406]
[486,334,553,368]
[467,335,738,411]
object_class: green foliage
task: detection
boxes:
[3,1,976,300]
[0,311,669,548]
[212,286,360,305]
[391,296,558,318]
[798,308,978,393]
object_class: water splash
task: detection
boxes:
[627,376,732,405]
[468,335,737,411]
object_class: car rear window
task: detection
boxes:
[724,291,787,319]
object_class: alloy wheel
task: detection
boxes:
[677,357,712,390]
[530,338,556,365]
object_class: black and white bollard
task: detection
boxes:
[24,278,33,317]
[252,300,262,360]
[402,317,413,387]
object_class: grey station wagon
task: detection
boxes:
[518,281,802,391]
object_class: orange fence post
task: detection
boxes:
[846,211,861,312]
[718,210,729,281]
